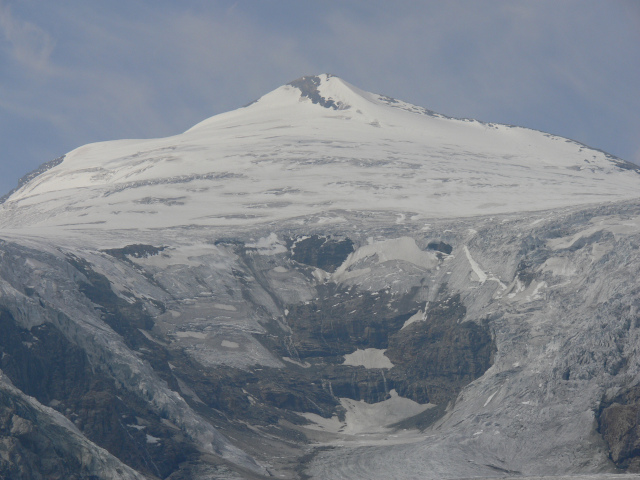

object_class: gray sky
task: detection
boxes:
[0,1,638,196]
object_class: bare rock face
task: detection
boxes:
[0,405,77,480]
[2,200,640,478]
[0,307,191,479]
[599,387,640,471]
[0,376,145,480]
[288,235,354,273]
[386,294,494,405]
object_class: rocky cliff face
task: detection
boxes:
[1,200,640,478]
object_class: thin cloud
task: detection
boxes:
[0,1,54,72]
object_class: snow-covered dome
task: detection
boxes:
[1,74,639,237]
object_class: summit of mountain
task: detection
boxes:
[1,74,638,240]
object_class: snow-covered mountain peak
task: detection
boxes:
[3,77,640,479]
[1,75,640,239]
[286,74,367,110]
[186,74,381,133]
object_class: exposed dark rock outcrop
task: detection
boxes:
[427,241,453,255]
[289,235,354,273]
[67,255,157,346]
[0,155,65,205]
[283,287,493,406]
[285,286,411,358]
[386,295,494,404]
[102,244,165,260]
[0,308,192,479]
[598,386,640,472]
[0,387,124,480]
[288,75,348,110]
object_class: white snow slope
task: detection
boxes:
[1,74,639,238]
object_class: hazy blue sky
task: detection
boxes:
[0,1,638,196]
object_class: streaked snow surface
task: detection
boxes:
[302,390,432,436]
[1,74,639,239]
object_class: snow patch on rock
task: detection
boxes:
[402,308,427,330]
[246,233,287,255]
[302,390,433,436]
[333,237,436,283]
[343,348,394,369]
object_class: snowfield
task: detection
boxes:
[0,74,638,242]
